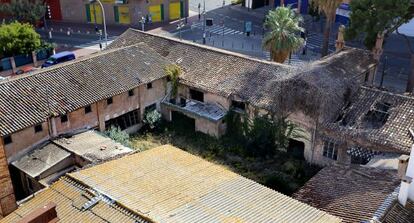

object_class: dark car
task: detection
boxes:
[42,51,76,68]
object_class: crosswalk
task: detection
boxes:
[74,37,116,50]
[306,33,336,53]
[191,22,244,36]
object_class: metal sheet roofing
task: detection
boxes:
[0,177,148,223]
[11,142,71,178]
[68,145,341,223]
[53,130,133,164]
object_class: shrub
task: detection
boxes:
[104,126,131,147]
[143,109,162,130]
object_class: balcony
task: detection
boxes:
[162,97,226,122]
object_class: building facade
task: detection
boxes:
[58,0,189,25]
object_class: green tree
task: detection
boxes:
[345,0,411,50]
[311,0,342,56]
[0,0,46,24]
[263,7,304,63]
[0,21,41,57]
[345,0,413,92]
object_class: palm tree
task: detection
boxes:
[262,7,304,63]
[311,0,342,56]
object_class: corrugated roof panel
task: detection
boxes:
[69,145,342,223]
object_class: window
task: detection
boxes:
[105,109,140,130]
[190,89,204,102]
[85,105,92,114]
[147,83,153,89]
[323,141,338,160]
[61,115,68,123]
[34,124,43,133]
[232,100,245,111]
[3,135,12,145]
[128,89,134,97]
[107,97,113,105]
[167,76,171,82]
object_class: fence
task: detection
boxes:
[0,48,52,72]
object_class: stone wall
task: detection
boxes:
[0,138,17,217]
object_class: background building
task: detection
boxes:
[58,0,189,25]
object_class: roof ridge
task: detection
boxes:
[0,43,153,84]
[126,28,294,68]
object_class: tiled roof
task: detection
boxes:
[0,43,170,136]
[109,29,376,122]
[323,86,414,153]
[382,200,414,223]
[0,176,149,223]
[293,165,400,223]
[68,145,341,223]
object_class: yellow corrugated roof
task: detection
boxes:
[68,145,342,223]
[0,177,146,223]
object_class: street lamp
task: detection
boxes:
[89,0,108,47]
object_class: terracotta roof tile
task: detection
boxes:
[293,165,400,223]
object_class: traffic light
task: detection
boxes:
[46,5,52,19]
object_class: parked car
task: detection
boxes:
[41,51,76,68]
[15,66,36,75]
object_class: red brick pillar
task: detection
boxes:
[0,138,17,217]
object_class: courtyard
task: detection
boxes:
[129,115,321,196]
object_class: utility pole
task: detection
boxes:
[89,0,108,47]
[203,0,206,44]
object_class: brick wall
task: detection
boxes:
[0,138,17,217]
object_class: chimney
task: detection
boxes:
[0,137,17,217]
[372,31,386,61]
[398,155,410,179]
[335,25,346,52]
[17,202,59,223]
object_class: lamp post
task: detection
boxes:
[89,0,108,47]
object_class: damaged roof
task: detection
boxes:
[0,177,149,223]
[53,130,133,164]
[0,43,170,136]
[67,145,341,223]
[108,29,376,122]
[293,165,400,223]
[323,86,414,153]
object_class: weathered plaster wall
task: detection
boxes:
[4,122,50,162]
